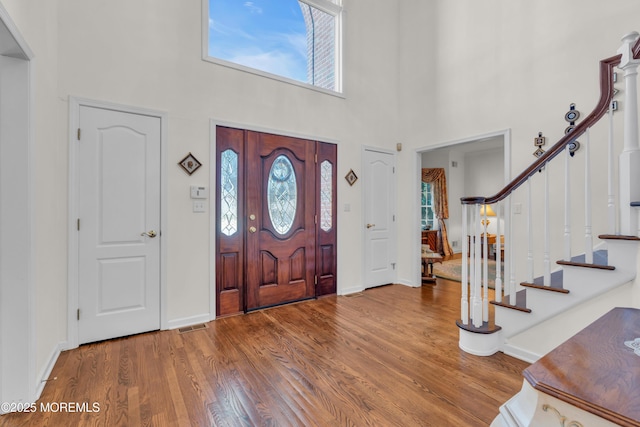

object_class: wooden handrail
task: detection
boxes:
[461,54,622,205]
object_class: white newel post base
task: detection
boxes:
[491,380,621,427]
[458,329,502,356]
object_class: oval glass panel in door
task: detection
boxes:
[267,155,297,234]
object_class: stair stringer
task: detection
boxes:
[495,239,638,361]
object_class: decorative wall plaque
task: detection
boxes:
[533,131,546,158]
[345,169,358,186]
[564,103,581,157]
[178,152,202,175]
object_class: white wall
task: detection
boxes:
[396,0,640,289]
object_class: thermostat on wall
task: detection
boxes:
[190,186,208,199]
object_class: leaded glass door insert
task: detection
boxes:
[267,155,297,235]
[220,149,238,236]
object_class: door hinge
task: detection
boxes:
[77,218,80,230]
[393,166,395,173]
[315,153,318,163]
[315,214,317,225]
[393,214,395,222]
[77,128,81,140]
[391,263,396,270]
[77,309,80,320]
[314,275,318,285]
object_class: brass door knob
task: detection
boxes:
[366,224,375,229]
[141,230,157,238]
[249,226,257,233]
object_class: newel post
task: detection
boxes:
[618,31,640,236]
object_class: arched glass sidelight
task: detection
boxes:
[220,149,238,236]
[320,160,332,231]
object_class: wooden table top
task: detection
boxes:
[523,307,640,427]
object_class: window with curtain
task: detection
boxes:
[421,182,439,230]
[421,168,453,256]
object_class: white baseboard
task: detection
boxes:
[338,285,364,295]
[165,313,212,330]
[34,341,66,401]
[501,343,542,364]
[395,279,418,288]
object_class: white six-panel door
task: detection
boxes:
[77,105,161,344]
[363,148,397,288]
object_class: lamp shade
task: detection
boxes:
[479,204,496,217]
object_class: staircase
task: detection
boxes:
[457,32,640,361]
[457,32,640,426]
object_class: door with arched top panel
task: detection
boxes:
[245,131,316,310]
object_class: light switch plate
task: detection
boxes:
[193,200,206,213]
[190,186,208,199]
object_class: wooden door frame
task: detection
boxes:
[209,119,339,320]
[67,97,168,350]
[413,129,512,287]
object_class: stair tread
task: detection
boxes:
[521,270,569,293]
[598,233,640,241]
[490,289,531,312]
[557,249,615,270]
[455,320,502,334]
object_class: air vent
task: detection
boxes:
[178,323,207,334]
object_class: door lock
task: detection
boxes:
[141,230,157,238]
[249,226,257,233]
[366,223,375,229]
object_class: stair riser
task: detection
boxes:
[497,268,633,338]
[607,240,639,276]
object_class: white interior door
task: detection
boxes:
[77,106,161,344]
[363,148,396,288]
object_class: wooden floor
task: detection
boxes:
[0,280,529,427]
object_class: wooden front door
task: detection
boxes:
[245,132,316,310]
[215,127,337,316]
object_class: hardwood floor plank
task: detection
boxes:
[0,280,529,427]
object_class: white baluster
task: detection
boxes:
[608,101,617,235]
[527,177,534,282]
[564,145,572,261]
[494,201,502,303]
[618,31,640,236]
[461,204,468,324]
[469,207,475,323]
[585,128,594,264]
[473,204,482,328]
[544,164,551,286]
[508,196,516,306]
[482,210,489,322]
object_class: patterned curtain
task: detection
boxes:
[421,168,453,256]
